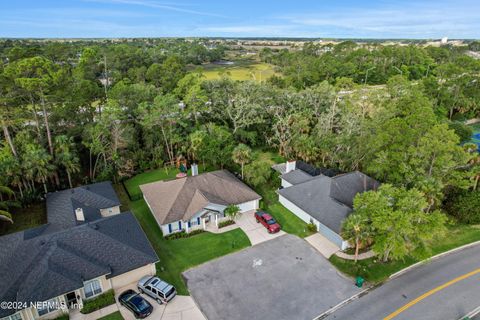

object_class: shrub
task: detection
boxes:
[53,315,69,320]
[444,189,480,224]
[80,290,115,314]
[218,220,235,228]
[306,222,317,233]
[164,229,205,240]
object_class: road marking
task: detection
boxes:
[384,267,480,320]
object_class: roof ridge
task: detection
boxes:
[73,187,117,208]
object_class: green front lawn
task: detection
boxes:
[127,196,250,295]
[97,311,124,320]
[329,224,480,283]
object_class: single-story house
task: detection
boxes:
[277,161,379,250]
[140,168,261,236]
[0,182,158,320]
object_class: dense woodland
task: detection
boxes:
[0,39,479,260]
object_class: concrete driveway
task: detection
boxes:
[236,210,285,245]
[115,283,205,320]
[183,234,360,320]
[305,233,340,258]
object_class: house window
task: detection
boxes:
[84,279,102,298]
[1,313,22,320]
[37,298,59,316]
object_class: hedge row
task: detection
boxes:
[80,290,116,314]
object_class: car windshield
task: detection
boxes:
[165,287,175,297]
[131,296,151,312]
[267,219,276,225]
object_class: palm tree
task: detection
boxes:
[232,144,252,180]
[55,135,80,188]
[224,204,241,221]
[342,214,371,263]
[0,185,16,223]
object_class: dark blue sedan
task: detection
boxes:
[119,289,153,318]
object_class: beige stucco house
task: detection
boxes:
[0,182,158,320]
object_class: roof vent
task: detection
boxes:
[75,208,85,222]
[92,224,99,230]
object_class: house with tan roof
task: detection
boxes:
[140,166,261,236]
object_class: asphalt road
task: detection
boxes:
[325,244,480,320]
[184,234,360,320]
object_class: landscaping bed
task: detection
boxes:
[218,220,235,228]
[329,224,480,283]
[80,290,116,314]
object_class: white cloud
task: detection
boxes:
[83,0,227,18]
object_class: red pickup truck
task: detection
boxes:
[255,211,281,233]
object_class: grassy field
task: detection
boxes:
[329,224,480,283]
[121,171,251,295]
[97,311,124,320]
[201,62,278,81]
[0,202,47,236]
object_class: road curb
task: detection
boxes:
[459,305,480,320]
[312,284,380,320]
[389,240,480,280]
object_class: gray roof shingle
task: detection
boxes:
[0,212,158,317]
[281,169,315,185]
[32,181,121,236]
[278,171,379,234]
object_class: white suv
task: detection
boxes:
[137,276,177,304]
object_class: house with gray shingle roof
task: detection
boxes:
[0,182,158,320]
[140,168,261,236]
[277,161,379,249]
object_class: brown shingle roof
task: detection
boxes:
[140,170,261,225]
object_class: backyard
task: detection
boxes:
[0,202,46,236]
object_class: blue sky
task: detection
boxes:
[0,0,479,39]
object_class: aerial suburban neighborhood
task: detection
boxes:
[0,1,480,320]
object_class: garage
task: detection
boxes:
[110,263,156,290]
[237,199,259,212]
[183,234,360,320]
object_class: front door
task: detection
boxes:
[65,292,77,308]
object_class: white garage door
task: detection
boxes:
[110,264,156,290]
[237,200,259,212]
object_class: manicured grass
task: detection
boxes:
[128,198,251,295]
[329,224,480,283]
[97,311,124,320]
[265,202,315,238]
[201,62,278,82]
[124,165,214,199]
[0,202,47,236]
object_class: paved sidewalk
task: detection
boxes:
[235,210,285,245]
[70,304,119,320]
[305,233,339,258]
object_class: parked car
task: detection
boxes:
[255,211,281,233]
[118,289,153,319]
[138,276,177,304]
